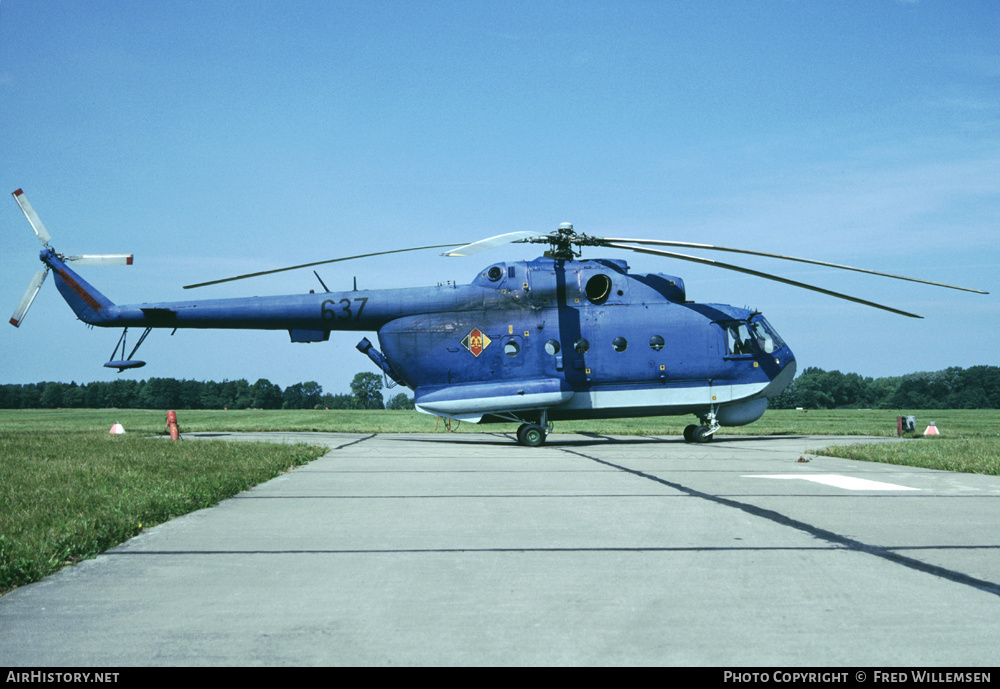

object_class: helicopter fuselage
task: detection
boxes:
[44,249,797,428]
[13,188,982,445]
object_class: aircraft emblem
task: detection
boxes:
[461,327,491,357]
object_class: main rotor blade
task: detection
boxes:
[183,243,467,289]
[606,242,924,318]
[601,237,988,294]
[12,189,52,246]
[441,232,540,257]
[10,269,48,328]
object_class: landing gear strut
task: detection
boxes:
[684,407,721,443]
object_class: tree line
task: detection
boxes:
[769,366,1000,410]
[0,372,415,411]
[2,366,997,411]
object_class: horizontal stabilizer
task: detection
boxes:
[104,360,147,371]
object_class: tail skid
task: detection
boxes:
[9,189,130,327]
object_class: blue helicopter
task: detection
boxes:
[9,189,987,446]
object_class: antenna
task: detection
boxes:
[312,271,330,292]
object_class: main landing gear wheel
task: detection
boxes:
[517,423,547,447]
[683,424,714,443]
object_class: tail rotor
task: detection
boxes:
[8,189,133,327]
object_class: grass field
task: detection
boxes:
[1,407,998,595]
[2,406,995,437]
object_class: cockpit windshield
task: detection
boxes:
[750,315,784,353]
[724,316,785,356]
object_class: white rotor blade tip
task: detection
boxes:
[441,231,538,257]
[66,254,134,266]
[12,189,52,246]
[10,270,48,327]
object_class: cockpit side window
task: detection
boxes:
[725,322,754,356]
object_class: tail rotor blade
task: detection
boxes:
[12,189,52,247]
[66,254,134,266]
[10,269,48,328]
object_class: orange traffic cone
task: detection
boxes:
[109,422,126,435]
[924,422,940,436]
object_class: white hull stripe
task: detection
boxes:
[558,381,769,411]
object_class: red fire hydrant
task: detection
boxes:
[167,410,180,441]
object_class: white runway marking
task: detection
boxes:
[743,474,920,491]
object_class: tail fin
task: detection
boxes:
[44,250,116,324]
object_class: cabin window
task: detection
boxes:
[585,274,612,304]
[612,337,628,352]
[504,341,520,357]
[649,335,665,351]
[545,339,560,355]
[574,338,590,354]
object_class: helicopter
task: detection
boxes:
[8,189,988,446]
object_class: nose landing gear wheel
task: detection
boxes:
[517,423,547,447]
[693,425,714,443]
[684,424,714,443]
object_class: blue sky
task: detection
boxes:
[2,0,997,399]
